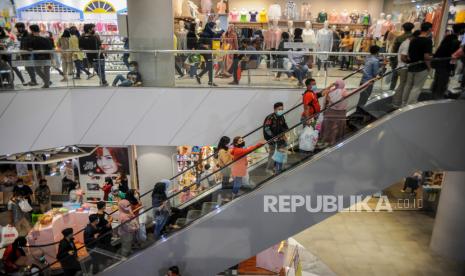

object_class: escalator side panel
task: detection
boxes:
[103,101,465,276]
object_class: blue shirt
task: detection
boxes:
[361,55,380,84]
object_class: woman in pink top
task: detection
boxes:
[320,79,350,146]
[230,136,265,197]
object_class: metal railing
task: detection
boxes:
[0,49,396,90]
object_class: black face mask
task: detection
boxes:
[237,142,245,148]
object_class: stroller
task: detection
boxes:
[0,58,14,89]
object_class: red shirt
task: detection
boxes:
[302,90,321,118]
[2,245,23,273]
[230,143,263,177]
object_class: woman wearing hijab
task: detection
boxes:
[152,182,171,239]
[117,199,139,256]
[320,79,350,146]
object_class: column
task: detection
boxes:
[127,0,175,87]
[430,171,465,261]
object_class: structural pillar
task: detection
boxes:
[127,0,175,87]
[430,171,465,261]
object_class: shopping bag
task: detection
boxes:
[0,225,19,248]
[137,223,147,242]
[272,149,287,164]
[299,126,319,152]
[18,199,33,213]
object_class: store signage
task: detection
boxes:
[284,42,313,49]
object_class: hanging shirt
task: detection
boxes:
[268,4,282,20]
[329,11,339,23]
[240,11,248,22]
[318,12,328,23]
[249,11,258,22]
[284,1,298,20]
[229,11,239,22]
[258,10,268,23]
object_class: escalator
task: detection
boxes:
[34,66,465,276]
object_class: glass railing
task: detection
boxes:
[0,49,397,90]
[30,63,400,275]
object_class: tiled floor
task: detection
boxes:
[293,211,463,276]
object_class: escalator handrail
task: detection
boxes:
[34,62,400,274]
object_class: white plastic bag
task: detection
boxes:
[299,126,319,152]
[0,225,19,249]
[18,199,32,213]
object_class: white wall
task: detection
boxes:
[0,87,301,155]
[135,146,177,209]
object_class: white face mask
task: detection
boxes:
[17,184,24,188]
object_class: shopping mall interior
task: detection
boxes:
[0,0,465,275]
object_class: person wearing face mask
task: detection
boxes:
[152,182,171,240]
[118,199,139,256]
[302,78,322,126]
[112,61,143,87]
[215,136,233,189]
[230,137,265,198]
[78,23,108,86]
[7,192,31,236]
[57,228,81,276]
[13,178,33,205]
[96,201,113,251]
[2,236,30,274]
[263,102,289,174]
[166,265,181,276]
[35,179,51,213]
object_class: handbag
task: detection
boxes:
[18,199,33,213]
[272,147,287,164]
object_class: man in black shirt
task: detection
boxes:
[431,23,465,99]
[263,102,289,172]
[79,23,108,86]
[229,39,248,85]
[27,25,53,88]
[84,214,100,273]
[13,179,33,205]
[403,22,433,105]
[15,22,37,86]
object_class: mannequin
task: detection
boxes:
[329,9,338,23]
[318,9,328,23]
[268,2,282,20]
[264,19,282,49]
[258,8,268,23]
[301,2,311,20]
[340,9,350,24]
[370,13,386,39]
[174,0,183,17]
[229,8,239,22]
[288,20,295,38]
[361,10,371,25]
[220,24,237,77]
[176,20,188,50]
[386,22,402,52]
[316,21,333,72]
[201,0,212,13]
[382,14,395,37]
[240,8,248,22]
[216,0,227,14]
[350,10,359,24]
[302,21,316,49]
[249,9,258,22]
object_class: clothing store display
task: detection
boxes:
[361,13,371,25]
[249,11,258,22]
[240,10,248,22]
[268,4,282,20]
[284,1,298,20]
[371,20,385,38]
[350,12,360,24]
[318,12,328,23]
[264,28,282,49]
[301,3,312,20]
[340,11,350,24]
[316,28,333,61]
[302,28,316,48]
[259,9,268,23]
[381,20,395,37]
[229,10,239,22]
[201,0,213,13]
[329,11,338,23]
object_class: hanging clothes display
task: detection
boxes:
[361,13,371,25]
[240,10,248,22]
[301,3,312,20]
[268,4,282,20]
[284,1,298,20]
[318,11,328,23]
[329,11,338,23]
[340,11,350,24]
[201,0,213,13]
[216,0,227,14]
[302,28,316,49]
[229,10,239,22]
[249,11,258,22]
[264,28,282,50]
[350,12,360,24]
[316,28,333,61]
[258,9,268,23]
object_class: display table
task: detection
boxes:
[27,210,91,263]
